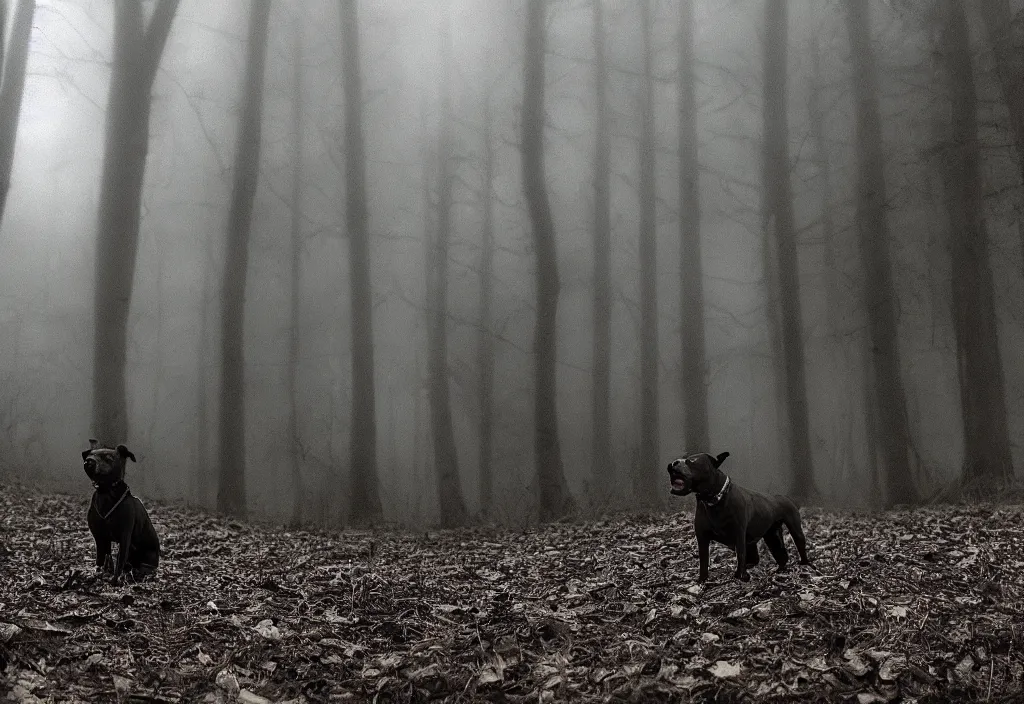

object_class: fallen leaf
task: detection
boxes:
[709,660,741,678]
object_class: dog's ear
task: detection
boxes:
[89,438,100,450]
[712,451,730,468]
[116,444,136,462]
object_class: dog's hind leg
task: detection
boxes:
[745,541,761,567]
[764,526,789,570]
[782,513,811,565]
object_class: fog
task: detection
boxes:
[1,0,1022,525]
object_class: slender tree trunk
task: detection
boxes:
[522,0,573,521]
[807,38,839,341]
[762,0,817,501]
[590,0,613,505]
[0,0,34,226]
[863,338,882,508]
[92,0,180,444]
[145,230,166,496]
[288,17,305,525]
[762,197,789,473]
[678,0,709,454]
[341,0,383,523]
[0,2,7,80]
[428,6,468,527]
[418,90,434,522]
[845,0,918,505]
[637,0,660,507]
[217,0,271,517]
[938,0,1014,490]
[194,243,213,507]
[477,89,496,519]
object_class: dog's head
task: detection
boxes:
[82,438,135,486]
[667,451,729,496]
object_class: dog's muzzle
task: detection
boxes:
[667,459,691,496]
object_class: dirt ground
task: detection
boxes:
[1,485,1022,702]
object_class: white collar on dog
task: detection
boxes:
[93,484,131,521]
[698,475,731,507]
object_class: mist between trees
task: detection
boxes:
[0,0,1021,526]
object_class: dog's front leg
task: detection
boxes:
[113,528,132,584]
[94,535,111,572]
[734,524,750,581]
[696,533,711,584]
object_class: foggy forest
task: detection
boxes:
[0,0,1018,526]
[1,0,1024,701]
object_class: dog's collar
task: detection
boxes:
[697,475,731,507]
[92,482,131,521]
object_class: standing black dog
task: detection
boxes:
[667,452,810,583]
[83,439,159,583]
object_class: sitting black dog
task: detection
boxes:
[667,451,810,583]
[83,439,159,583]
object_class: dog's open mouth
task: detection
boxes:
[669,475,690,495]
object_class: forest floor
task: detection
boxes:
[1,486,1022,703]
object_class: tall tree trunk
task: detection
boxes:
[807,38,839,342]
[637,0,660,507]
[762,0,817,500]
[217,0,271,517]
[477,89,496,519]
[678,0,709,454]
[978,0,1024,187]
[341,0,383,523]
[0,2,7,80]
[428,5,468,527]
[522,0,573,521]
[978,0,1024,287]
[288,16,305,525]
[845,0,918,505]
[937,0,1014,490]
[418,89,434,522]
[591,0,613,504]
[863,341,882,508]
[194,242,213,507]
[809,34,882,504]
[92,0,180,444]
[0,0,35,226]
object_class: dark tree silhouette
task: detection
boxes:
[677,0,709,453]
[217,0,272,517]
[979,0,1024,191]
[808,35,880,505]
[978,0,1024,287]
[762,0,818,500]
[522,0,573,520]
[590,0,613,504]
[936,0,1014,490]
[845,0,918,505]
[340,0,383,523]
[427,4,468,526]
[288,16,306,525]
[92,0,180,444]
[636,0,660,506]
[0,0,35,227]
[477,88,496,518]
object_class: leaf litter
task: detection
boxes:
[1,486,1022,702]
